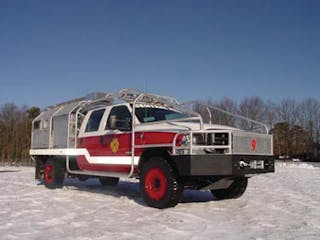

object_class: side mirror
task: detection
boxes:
[108,115,131,131]
[109,115,117,130]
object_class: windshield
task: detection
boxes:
[135,107,189,123]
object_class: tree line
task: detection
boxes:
[0,96,319,165]
[0,104,39,165]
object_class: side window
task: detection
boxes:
[85,109,105,132]
[42,119,49,129]
[106,106,132,131]
[33,120,41,130]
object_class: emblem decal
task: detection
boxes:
[110,138,120,153]
[251,139,257,152]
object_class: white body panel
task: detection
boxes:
[29,149,139,165]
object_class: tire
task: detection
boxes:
[43,159,65,189]
[140,157,183,209]
[211,177,248,200]
[99,177,119,186]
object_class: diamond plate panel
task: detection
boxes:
[232,131,273,155]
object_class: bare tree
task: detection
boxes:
[298,98,320,159]
[0,103,20,163]
[290,125,312,158]
[277,98,298,126]
[238,96,266,131]
[202,98,238,127]
[0,103,40,165]
[264,100,279,131]
[271,122,290,157]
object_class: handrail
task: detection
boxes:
[128,93,144,178]
[180,101,269,134]
[180,101,212,126]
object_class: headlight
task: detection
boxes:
[176,134,190,146]
[192,133,205,145]
[212,133,229,145]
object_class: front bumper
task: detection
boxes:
[172,154,274,176]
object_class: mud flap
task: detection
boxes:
[35,159,42,180]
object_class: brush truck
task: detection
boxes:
[30,89,274,208]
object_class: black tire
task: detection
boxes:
[211,177,248,200]
[99,177,119,186]
[43,159,65,189]
[140,157,183,209]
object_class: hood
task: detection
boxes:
[135,121,239,132]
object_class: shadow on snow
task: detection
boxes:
[52,178,216,207]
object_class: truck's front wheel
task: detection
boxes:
[140,157,183,209]
[211,177,248,200]
[43,159,65,189]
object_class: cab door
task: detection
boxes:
[100,105,132,156]
[76,104,133,171]
[78,108,106,156]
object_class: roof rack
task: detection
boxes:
[47,92,114,110]
[118,89,179,106]
[44,89,179,112]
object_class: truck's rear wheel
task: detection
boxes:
[211,177,248,200]
[140,157,183,209]
[43,159,65,189]
[99,177,119,186]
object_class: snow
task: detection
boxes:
[1,163,320,240]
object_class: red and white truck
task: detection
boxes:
[30,89,274,208]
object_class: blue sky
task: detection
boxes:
[0,0,319,108]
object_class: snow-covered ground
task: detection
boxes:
[0,163,319,240]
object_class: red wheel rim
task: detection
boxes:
[44,165,53,183]
[145,168,168,200]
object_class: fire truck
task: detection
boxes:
[30,89,274,208]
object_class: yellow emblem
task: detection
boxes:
[110,138,120,153]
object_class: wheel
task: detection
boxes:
[43,159,65,189]
[211,177,248,200]
[99,177,119,186]
[140,157,183,209]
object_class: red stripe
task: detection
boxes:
[77,132,176,157]
[76,131,177,173]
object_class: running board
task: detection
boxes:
[66,156,131,179]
